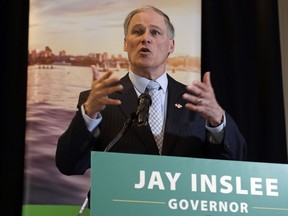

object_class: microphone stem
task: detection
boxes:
[104,114,135,152]
[77,197,88,216]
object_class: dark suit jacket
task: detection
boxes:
[56,74,246,175]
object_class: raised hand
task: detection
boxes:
[182,72,224,126]
[83,65,123,119]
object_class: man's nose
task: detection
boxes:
[141,31,152,43]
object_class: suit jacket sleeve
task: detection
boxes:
[55,90,95,175]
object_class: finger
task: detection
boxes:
[98,76,122,91]
[202,71,212,87]
[184,103,206,115]
[186,81,205,97]
[91,65,100,81]
[97,70,114,83]
[183,93,200,105]
[103,97,122,105]
[189,72,212,93]
[99,84,124,97]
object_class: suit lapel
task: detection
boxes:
[117,74,159,154]
[162,76,187,155]
[117,75,138,118]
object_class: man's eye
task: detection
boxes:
[133,29,143,35]
[151,30,161,36]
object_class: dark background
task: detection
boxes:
[1,0,29,215]
[202,0,287,163]
[1,0,287,215]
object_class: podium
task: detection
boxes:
[91,152,288,216]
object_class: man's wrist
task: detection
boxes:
[208,114,224,127]
[81,104,102,132]
[83,102,99,119]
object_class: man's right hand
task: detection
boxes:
[83,65,123,119]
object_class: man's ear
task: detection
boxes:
[168,39,175,53]
[123,38,127,51]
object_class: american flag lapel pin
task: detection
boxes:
[174,103,183,108]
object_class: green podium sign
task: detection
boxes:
[91,152,288,216]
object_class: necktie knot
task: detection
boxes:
[146,81,161,91]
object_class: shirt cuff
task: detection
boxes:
[205,112,226,144]
[81,104,102,132]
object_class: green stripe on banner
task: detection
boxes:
[22,205,90,216]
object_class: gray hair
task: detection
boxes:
[123,5,175,39]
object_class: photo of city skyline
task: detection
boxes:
[29,0,201,57]
[28,0,201,75]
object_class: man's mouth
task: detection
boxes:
[139,47,151,53]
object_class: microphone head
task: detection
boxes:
[136,93,151,127]
[138,93,152,105]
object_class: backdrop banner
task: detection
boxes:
[23,2,202,214]
[91,152,288,216]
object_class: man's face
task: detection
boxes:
[124,10,175,77]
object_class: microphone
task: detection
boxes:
[136,93,152,127]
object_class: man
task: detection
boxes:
[56,5,246,176]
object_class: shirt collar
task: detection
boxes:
[128,71,168,94]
